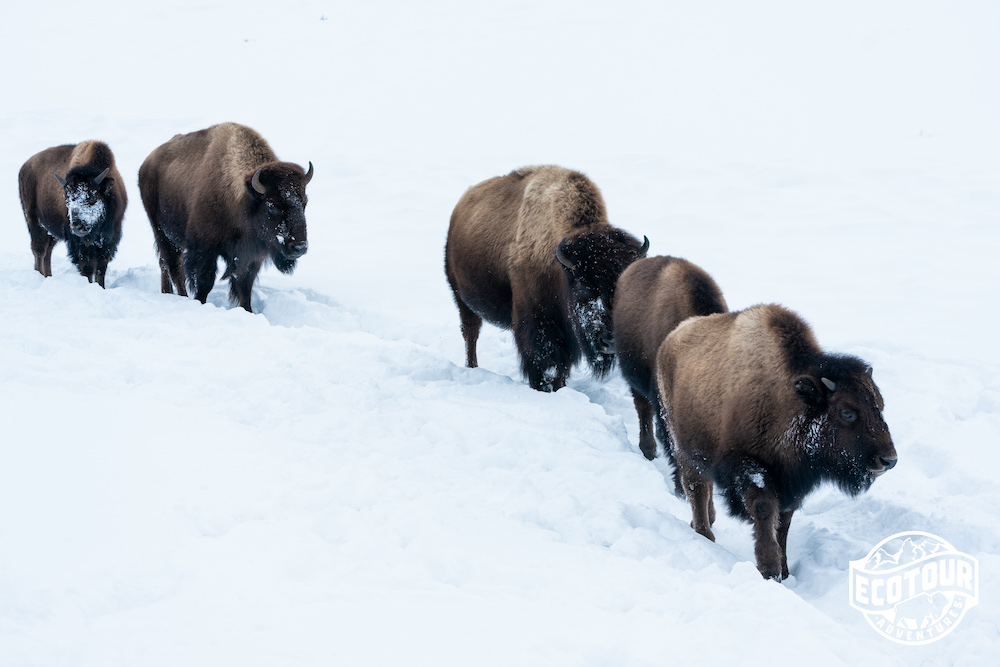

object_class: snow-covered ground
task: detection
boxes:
[1,2,998,665]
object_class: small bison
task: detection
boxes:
[656,304,897,580]
[138,122,313,312]
[613,256,728,486]
[18,141,127,287]
[445,165,648,391]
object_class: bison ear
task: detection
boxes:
[794,376,828,409]
[99,176,115,194]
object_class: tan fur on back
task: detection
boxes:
[659,304,823,447]
[512,165,609,269]
[214,123,278,200]
[68,141,108,169]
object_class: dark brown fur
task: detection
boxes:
[138,123,312,312]
[18,141,127,287]
[656,304,897,580]
[613,257,728,483]
[445,165,647,391]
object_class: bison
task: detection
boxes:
[612,256,728,488]
[656,303,897,580]
[138,122,313,312]
[445,165,648,391]
[18,140,127,287]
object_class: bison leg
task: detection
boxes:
[455,295,482,368]
[152,227,187,296]
[681,466,716,542]
[632,390,657,460]
[94,261,108,289]
[185,246,219,305]
[777,510,794,580]
[227,259,262,313]
[27,221,56,277]
[744,486,783,580]
[445,259,483,368]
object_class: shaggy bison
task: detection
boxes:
[656,304,897,580]
[613,256,728,485]
[138,122,313,312]
[445,165,648,391]
[18,141,127,287]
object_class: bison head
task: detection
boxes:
[793,357,897,495]
[246,160,314,272]
[555,230,649,377]
[54,167,114,241]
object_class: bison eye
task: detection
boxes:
[266,202,279,215]
[840,409,856,422]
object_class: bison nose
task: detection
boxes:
[879,455,898,471]
[288,240,308,257]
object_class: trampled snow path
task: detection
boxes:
[1,256,997,666]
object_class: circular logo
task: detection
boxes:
[849,531,979,644]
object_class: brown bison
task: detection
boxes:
[138,122,313,312]
[445,165,648,391]
[18,141,127,287]
[656,304,897,580]
[612,256,728,486]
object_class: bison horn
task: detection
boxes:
[251,168,266,194]
[821,377,837,392]
[92,167,111,186]
[54,172,67,186]
[303,161,314,184]
[865,366,873,379]
[638,235,650,257]
[555,238,575,271]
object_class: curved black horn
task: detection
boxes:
[303,161,314,184]
[638,235,650,257]
[251,168,266,195]
[54,172,67,186]
[821,377,837,392]
[92,167,111,185]
[555,238,575,271]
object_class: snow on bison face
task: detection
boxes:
[793,363,897,494]
[556,230,648,378]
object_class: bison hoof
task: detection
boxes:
[640,441,657,460]
[691,522,716,542]
[758,564,784,581]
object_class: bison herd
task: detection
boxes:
[17,128,897,580]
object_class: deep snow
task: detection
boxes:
[2,2,999,665]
